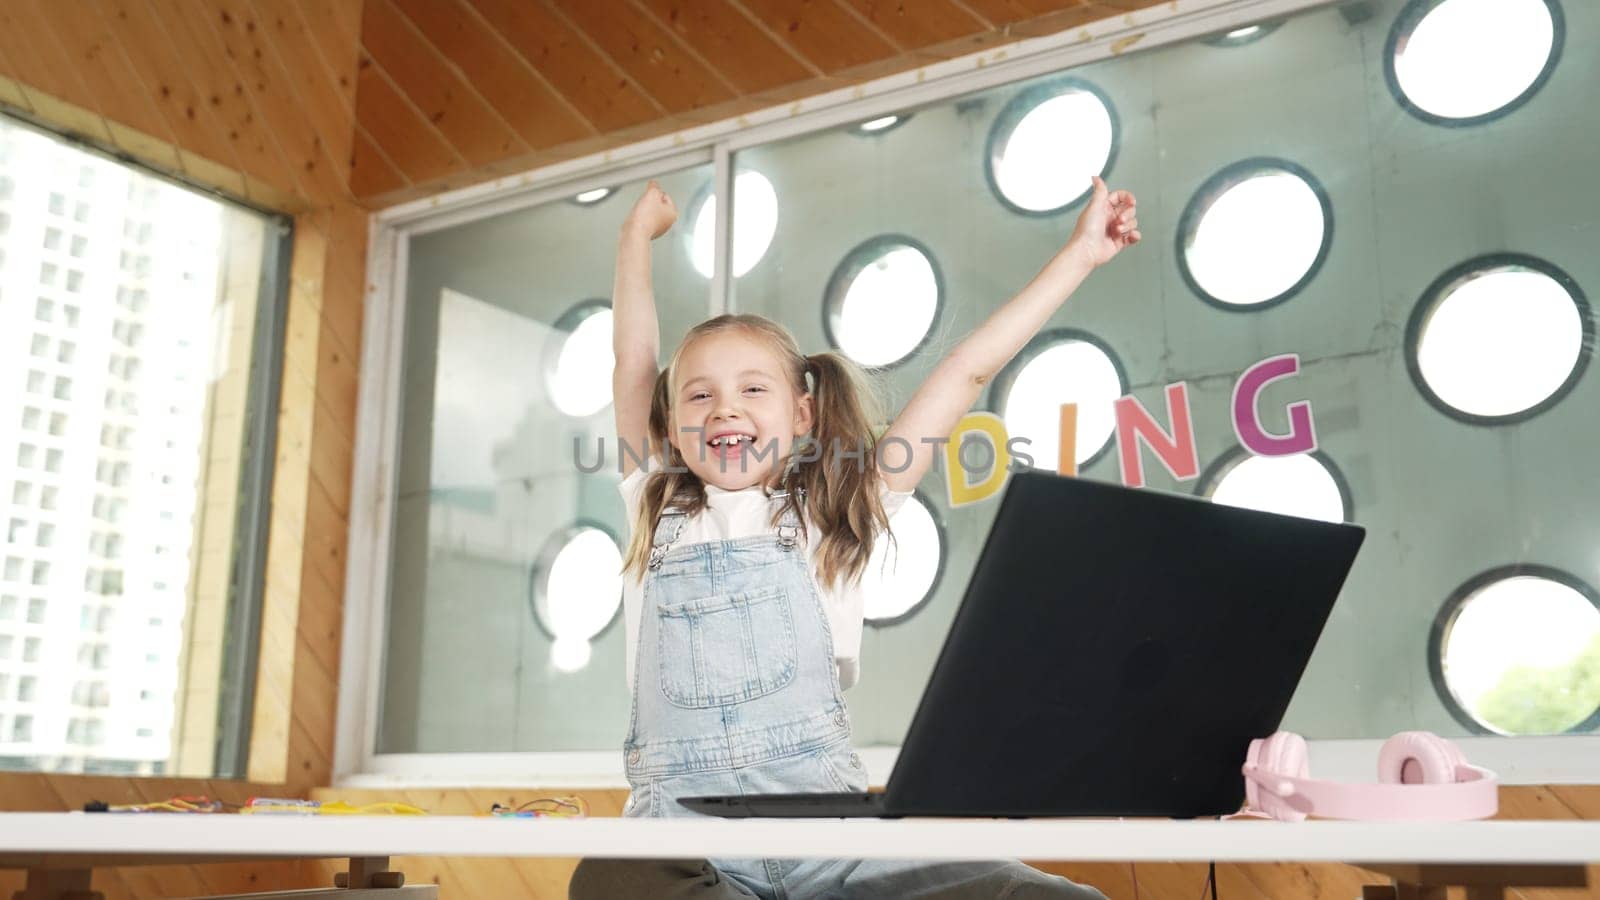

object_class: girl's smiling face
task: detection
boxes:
[669,330,813,491]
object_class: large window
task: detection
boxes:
[357,0,1599,780]
[379,166,710,754]
[0,115,287,777]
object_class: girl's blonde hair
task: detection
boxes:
[621,314,890,588]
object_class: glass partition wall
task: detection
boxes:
[357,0,1597,781]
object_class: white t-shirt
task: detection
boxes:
[618,467,912,692]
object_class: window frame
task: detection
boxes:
[340,0,1600,788]
[0,110,293,778]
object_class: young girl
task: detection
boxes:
[570,176,1140,900]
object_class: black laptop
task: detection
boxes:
[677,469,1365,819]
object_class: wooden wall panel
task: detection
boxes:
[250,0,360,186]
[28,2,176,148]
[0,0,366,896]
[143,0,300,205]
[0,5,90,108]
[89,0,245,180]
[349,124,409,201]
[353,57,465,186]
[208,0,352,202]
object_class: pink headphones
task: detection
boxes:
[1240,731,1499,822]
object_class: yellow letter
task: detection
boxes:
[946,412,1013,507]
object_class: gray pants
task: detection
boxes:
[569,857,1108,899]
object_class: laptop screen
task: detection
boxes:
[882,471,1364,818]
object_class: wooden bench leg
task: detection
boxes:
[1362,882,1450,900]
[1360,863,1580,900]
[13,868,102,900]
[333,857,406,889]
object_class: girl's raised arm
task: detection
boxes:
[879,176,1141,494]
[613,182,677,478]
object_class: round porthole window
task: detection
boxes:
[986,79,1117,215]
[1386,0,1562,125]
[1198,447,1351,523]
[544,300,614,418]
[529,524,624,673]
[1431,567,1600,735]
[1178,159,1332,310]
[823,236,942,367]
[688,170,778,278]
[990,330,1127,472]
[863,492,945,625]
[1406,254,1590,424]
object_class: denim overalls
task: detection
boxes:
[622,488,1106,900]
[622,489,866,891]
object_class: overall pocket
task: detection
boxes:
[656,586,797,708]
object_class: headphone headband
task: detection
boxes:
[1240,731,1499,822]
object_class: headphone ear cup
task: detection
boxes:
[1377,731,1460,785]
[1250,732,1309,820]
[1269,731,1310,780]
[1244,737,1270,811]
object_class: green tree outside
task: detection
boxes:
[1474,632,1600,734]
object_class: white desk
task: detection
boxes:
[2,814,1596,899]
[0,814,1598,863]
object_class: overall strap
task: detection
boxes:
[767,486,805,550]
[647,507,690,571]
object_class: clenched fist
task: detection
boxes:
[623,181,678,240]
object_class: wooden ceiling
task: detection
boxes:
[0,0,1170,210]
[0,0,363,212]
[351,0,1167,207]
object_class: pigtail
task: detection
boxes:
[789,351,890,588]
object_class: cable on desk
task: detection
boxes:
[240,799,428,815]
[83,796,228,813]
[489,796,588,818]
